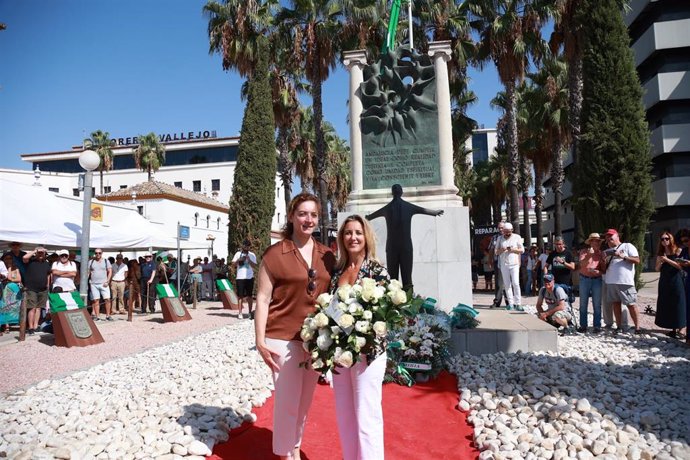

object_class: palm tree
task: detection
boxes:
[529,55,570,237]
[277,0,343,242]
[134,133,166,181]
[204,0,278,78]
[290,106,317,191]
[340,0,388,58]
[464,0,550,232]
[324,123,351,211]
[86,130,114,195]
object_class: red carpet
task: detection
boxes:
[208,371,478,460]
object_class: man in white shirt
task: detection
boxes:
[110,254,129,314]
[488,222,507,308]
[603,228,641,334]
[495,223,524,310]
[231,239,258,319]
[51,249,78,292]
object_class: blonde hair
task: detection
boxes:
[335,214,379,271]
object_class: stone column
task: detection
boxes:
[342,50,368,193]
[428,41,455,191]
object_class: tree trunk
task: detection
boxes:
[277,126,292,212]
[505,81,520,232]
[568,54,584,242]
[551,144,565,237]
[311,57,329,245]
[534,166,544,251]
[519,152,531,244]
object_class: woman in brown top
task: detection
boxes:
[255,193,335,460]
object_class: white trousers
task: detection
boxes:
[332,352,386,460]
[265,338,319,458]
[500,264,521,307]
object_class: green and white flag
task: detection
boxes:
[216,279,233,292]
[156,283,179,299]
[49,292,85,312]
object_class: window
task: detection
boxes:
[211,179,220,191]
[72,188,79,197]
[48,187,59,193]
[194,212,199,226]
[104,186,111,193]
[217,217,221,229]
[206,215,210,228]
[137,206,144,215]
[276,187,280,198]
[277,212,281,223]
[120,185,127,189]
[193,180,201,192]
[174,181,182,188]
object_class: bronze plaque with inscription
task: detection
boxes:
[169,297,186,317]
[65,310,93,339]
[360,46,441,190]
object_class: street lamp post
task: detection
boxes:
[206,234,216,300]
[78,149,101,302]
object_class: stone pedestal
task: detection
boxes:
[160,297,192,322]
[219,290,239,310]
[53,310,105,348]
[342,41,472,311]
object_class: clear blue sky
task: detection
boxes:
[0,0,502,171]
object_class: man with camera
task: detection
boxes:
[231,239,258,319]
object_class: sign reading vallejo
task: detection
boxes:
[111,130,218,146]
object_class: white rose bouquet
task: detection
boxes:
[301,278,420,376]
[388,312,452,378]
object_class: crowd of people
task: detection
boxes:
[0,241,256,335]
[475,224,690,341]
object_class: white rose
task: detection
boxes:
[355,336,367,351]
[361,285,376,302]
[311,350,320,359]
[300,327,315,342]
[391,289,407,305]
[355,320,370,333]
[348,302,363,314]
[312,358,325,370]
[372,285,386,301]
[337,285,352,301]
[316,292,333,308]
[361,277,377,289]
[362,310,373,320]
[313,312,330,328]
[335,350,354,368]
[331,325,342,335]
[388,279,403,291]
[352,284,363,295]
[409,335,422,344]
[404,348,417,357]
[372,321,387,337]
[338,314,355,329]
[422,339,434,347]
[316,331,333,350]
[333,347,343,360]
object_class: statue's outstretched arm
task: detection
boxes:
[411,202,444,217]
[366,206,386,221]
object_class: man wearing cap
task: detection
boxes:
[89,249,113,321]
[495,222,525,310]
[110,254,128,314]
[536,273,575,334]
[22,247,52,334]
[232,239,258,319]
[577,233,606,333]
[51,249,78,292]
[140,253,157,313]
[488,222,508,308]
[603,228,641,333]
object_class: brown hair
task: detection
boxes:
[657,231,679,256]
[335,214,379,271]
[281,192,321,239]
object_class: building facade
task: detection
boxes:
[2,135,287,260]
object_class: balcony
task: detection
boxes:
[652,176,690,207]
[650,123,690,158]
[642,71,690,111]
[631,18,690,67]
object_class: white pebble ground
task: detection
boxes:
[0,321,273,459]
[450,332,690,460]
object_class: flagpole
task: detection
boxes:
[408,0,413,49]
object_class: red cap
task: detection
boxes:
[605,228,618,236]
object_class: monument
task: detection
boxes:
[342,41,473,310]
[49,292,105,347]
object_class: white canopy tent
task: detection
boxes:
[0,178,206,250]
